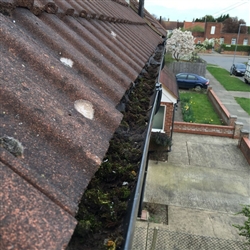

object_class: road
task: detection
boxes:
[199,52,249,82]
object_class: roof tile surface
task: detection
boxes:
[160,66,179,100]
[0,0,164,248]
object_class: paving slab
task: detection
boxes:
[168,206,246,241]
[143,133,250,245]
[145,162,249,213]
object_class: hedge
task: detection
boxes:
[221,44,250,52]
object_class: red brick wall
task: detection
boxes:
[207,88,231,125]
[204,22,222,38]
[239,137,250,165]
[196,22,250,45]
[219,33,250,45]
[173,122,235,137]
[162,102,174,136]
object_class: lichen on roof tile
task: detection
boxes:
[0,0,165,248]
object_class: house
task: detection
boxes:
[0,0,176,249]
[183,21,250,46]
[152,66,179,136]
[204,22,249,46]
[161,19,184,37]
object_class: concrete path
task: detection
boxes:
[132,58,250,249]
[133,133,249,249]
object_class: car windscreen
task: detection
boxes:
[236,64,246,69]
[199,76,207,81]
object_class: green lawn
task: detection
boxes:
[207,65,250,92]
[180,92,222,124]
[165,52,175,65]
[235,97,250,115]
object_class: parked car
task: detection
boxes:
[230,63,246,76]
[175,73,209,91]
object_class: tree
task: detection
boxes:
[216,14,229,22]
[195,15,215,22]
[194,14,229,23]
[222,17,247,33]
[166,28,195,61]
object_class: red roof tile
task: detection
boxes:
[183,21,205,30]
[160,66,179,100]
[129,0,167,36]
[0,0,164,249]
[161,20,184,30]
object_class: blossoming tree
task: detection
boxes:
[166,28,196,61]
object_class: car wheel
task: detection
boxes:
[194,85,202,91]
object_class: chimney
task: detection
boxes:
[159,16,162,23]
[138,0,144,17]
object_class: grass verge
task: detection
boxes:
[235,97,250,115]
[180,91,222,124]
[207,65,250,92]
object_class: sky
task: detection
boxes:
[144,0,250,25]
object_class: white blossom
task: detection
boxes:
[166,28,196,61]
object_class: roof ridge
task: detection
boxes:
[0,0,147,25]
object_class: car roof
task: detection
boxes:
[176,73,200,76]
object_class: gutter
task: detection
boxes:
[123,39,166,250]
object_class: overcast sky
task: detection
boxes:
[144,0,250,25]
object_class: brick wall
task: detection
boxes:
[173,87,242,138]
[193,22,250,45]
[207,87,234,125]
[239,138,250,165]
[162,102,174,136]
[219,33,250,45]
[173,122,235,137]
[238,131,250,165]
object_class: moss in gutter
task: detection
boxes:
[67,45,165,250]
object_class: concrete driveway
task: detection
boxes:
[144,133,249,242]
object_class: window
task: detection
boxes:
[187,75,197,80]
[243,39,248,45]
[197,40,201,44]
[210,26,215,34]
[177,74,187,79]
[231,38,236,45]
[220,38,224,44]
[152,106,165,130]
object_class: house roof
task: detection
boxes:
[160,66,179,101]
[183,21,205,30]
[129,0,167,37]
[161,20,184,31]
[0,0,164,249]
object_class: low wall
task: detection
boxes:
[173,122,235,137]
[173,88,241,138]
[238,131,250,165]
[173,87,250,164]
[221,51,249,56]
[207,88,237,126]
